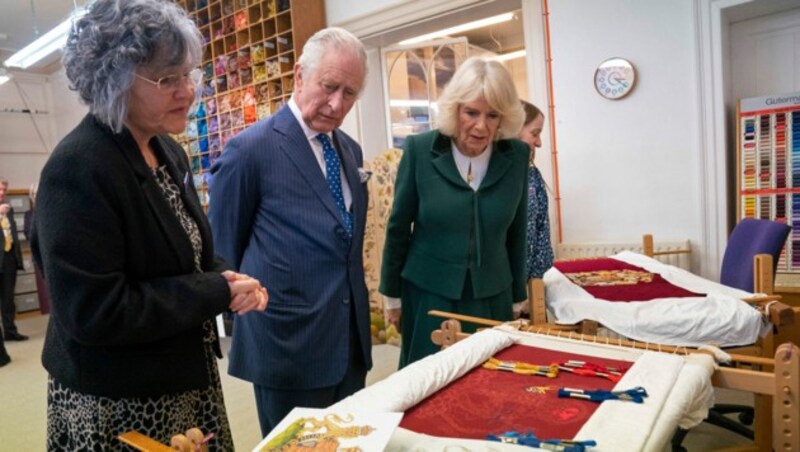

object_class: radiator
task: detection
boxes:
[556,239,692,271]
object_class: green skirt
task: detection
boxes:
[398,273,513,369]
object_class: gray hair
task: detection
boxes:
[63,0,203,132]
[297,27,367,90]
[437,57,524,140]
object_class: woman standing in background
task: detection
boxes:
[519,101,554,283]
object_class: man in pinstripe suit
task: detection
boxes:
[208,27,372,436]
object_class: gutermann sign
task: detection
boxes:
[741,91,800,114]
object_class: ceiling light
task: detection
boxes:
[0,69,10,86]
[399,12,515,45]
[4,8,86,69]
[493,50,526,62]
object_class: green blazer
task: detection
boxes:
[380,130,529,302]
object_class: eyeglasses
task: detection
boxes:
[134,68,203,91]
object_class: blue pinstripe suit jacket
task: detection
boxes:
[208,106,372,389]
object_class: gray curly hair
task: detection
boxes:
[63,0,202,132]
[297,27,367,92]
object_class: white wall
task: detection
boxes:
[730,8,800,102]
[0,70,87,190]
[0,74,55,189]
[546,0,704,250]
[49,69,88,144]
[357,47,389,159]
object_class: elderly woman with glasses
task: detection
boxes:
[32,0,267,449]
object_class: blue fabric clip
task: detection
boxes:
[557,386,648,403]
[487,431,597,451]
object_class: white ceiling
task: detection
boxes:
[0,0,88,73]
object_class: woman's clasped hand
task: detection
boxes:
[222,270,269,314]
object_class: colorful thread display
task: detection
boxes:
[738,94,800,273]
[173,0,322,209]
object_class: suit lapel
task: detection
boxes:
[430,132,515,191]
[430,132,471,189]
[479,139,514,191]
[107,123,195,271]
[273,108,345,228]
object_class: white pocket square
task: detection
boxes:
[358,168,373,183]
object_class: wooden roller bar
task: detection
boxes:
[428,310,775,366]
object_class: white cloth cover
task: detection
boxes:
[543,251,770,347]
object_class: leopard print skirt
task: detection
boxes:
[46,339,233,451]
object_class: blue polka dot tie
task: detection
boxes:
[316,133,353,238]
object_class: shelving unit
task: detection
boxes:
[175,0,325,208]
[736,91,800,285]
[6,189,38,313]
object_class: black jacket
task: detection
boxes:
[33,115,231,398]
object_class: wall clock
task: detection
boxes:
[594,58,636,100]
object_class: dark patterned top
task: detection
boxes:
[526,166,554,279]
[152,166,203,271]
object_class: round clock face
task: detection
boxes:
[594,58,636,100]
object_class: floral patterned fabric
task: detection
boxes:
[526,166,554,279]
[363,148,403,345]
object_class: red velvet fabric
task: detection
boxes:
[554,258,703,302]
[399,344,631,440]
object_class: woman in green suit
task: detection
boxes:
[380,57,529,368]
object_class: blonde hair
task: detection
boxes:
[436,57,524,140]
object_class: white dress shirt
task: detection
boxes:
[451,142,492,191]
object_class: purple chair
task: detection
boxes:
[673,218,790,450]
[720,218,791,292]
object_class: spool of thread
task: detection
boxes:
[170,434,193,451]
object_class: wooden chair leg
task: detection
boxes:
[528,278,547,325]
[580,320,598,336]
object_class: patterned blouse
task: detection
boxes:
[526,165,554,279]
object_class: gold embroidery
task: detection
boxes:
[565,269,653,287]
